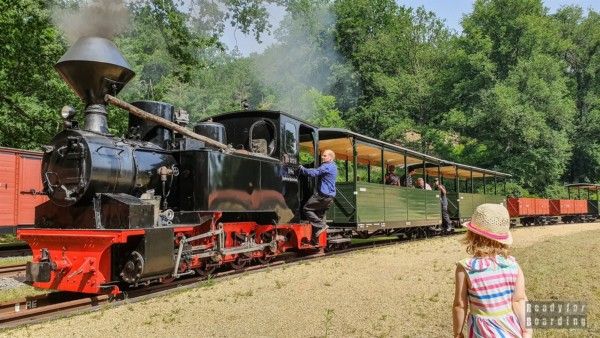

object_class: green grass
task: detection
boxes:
[512,230,600,336]
[0,234,18,244]
[351,236,397,245]
[0,256,31,267]
[0,286,48,303]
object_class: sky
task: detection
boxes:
[220,0,600,56]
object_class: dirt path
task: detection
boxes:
[5,222,600,337]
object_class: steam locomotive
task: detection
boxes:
[19,37,330,294]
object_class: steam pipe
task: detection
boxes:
[104,94,229,151]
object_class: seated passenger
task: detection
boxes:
[415,177,432,190]
[400,168,416,187]
[385,165,400,186]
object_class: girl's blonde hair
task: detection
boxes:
[462,230,509,258]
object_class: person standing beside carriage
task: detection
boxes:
[299,149,338,243]
[434,177,454,233]
[400,167,416,187]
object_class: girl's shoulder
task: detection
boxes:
[457,255,519,272]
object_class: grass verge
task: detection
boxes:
[512,230,600,336]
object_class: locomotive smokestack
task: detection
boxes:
[55,37,134,134]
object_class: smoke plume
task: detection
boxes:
[251,5,356,121]
[52,0,130,43]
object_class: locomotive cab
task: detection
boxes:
[197,111,320,223]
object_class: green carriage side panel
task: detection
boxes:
[384,186,408,223]
[484,194,506,206]
[327,182,356,224]
[458,193,474,219]
[405,188,426,221]
[355,182,385,222]
[459,193,505,219]
[426,191,441,221]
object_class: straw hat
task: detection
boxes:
[463,203,513,245]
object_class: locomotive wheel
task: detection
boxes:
[356,231,371,239]
[195,264,217,278]
[120,251,144,284]
[257,255,274,264]
[161,276,176,284]
[230,256,249,270]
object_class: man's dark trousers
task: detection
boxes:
[440,195,452,231]
[303,193,334,236]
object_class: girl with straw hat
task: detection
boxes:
[452,204,533,338]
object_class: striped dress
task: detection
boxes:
[458,255,523,337]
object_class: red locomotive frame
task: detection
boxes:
[18,212,326,294]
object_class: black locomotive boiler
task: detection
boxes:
[19,37,330,294]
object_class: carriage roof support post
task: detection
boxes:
[587,188,590,200]
[345,157,349,182]
[568,186,571,199]
[352,138,358,184]
[470,170,474,193]
[455,167,459,193]
[438,164,441,185]
[367,161,371,182]
[578,187,581,199]
[404,151,408,186]
[380,148,384,184]
[422,160,426,183]
[494,176,497,195]
[483,174,486,194]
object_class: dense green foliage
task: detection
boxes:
[1,0,600,196]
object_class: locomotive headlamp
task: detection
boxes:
[61,106,76,120]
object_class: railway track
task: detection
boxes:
[0,230,445,328]
[0,264,26,278]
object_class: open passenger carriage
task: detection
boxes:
[305,128,510,236]
[564,183,600,221]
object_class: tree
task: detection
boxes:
[468,54,574,191]
[334,1,454,153]
[444,0,575,193]
[0,0,76,150]
[554,7,600,183]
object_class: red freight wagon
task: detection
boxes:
[573,200,588,214]
[507,197,532,217]
[507,197,549,217]
[534,198,550,215]
[549,199,587,215]
[0,147,47,233]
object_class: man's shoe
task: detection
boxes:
[315,225,329,237]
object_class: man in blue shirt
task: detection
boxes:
[299,149,338,242]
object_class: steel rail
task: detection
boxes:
[0,264,26,278]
